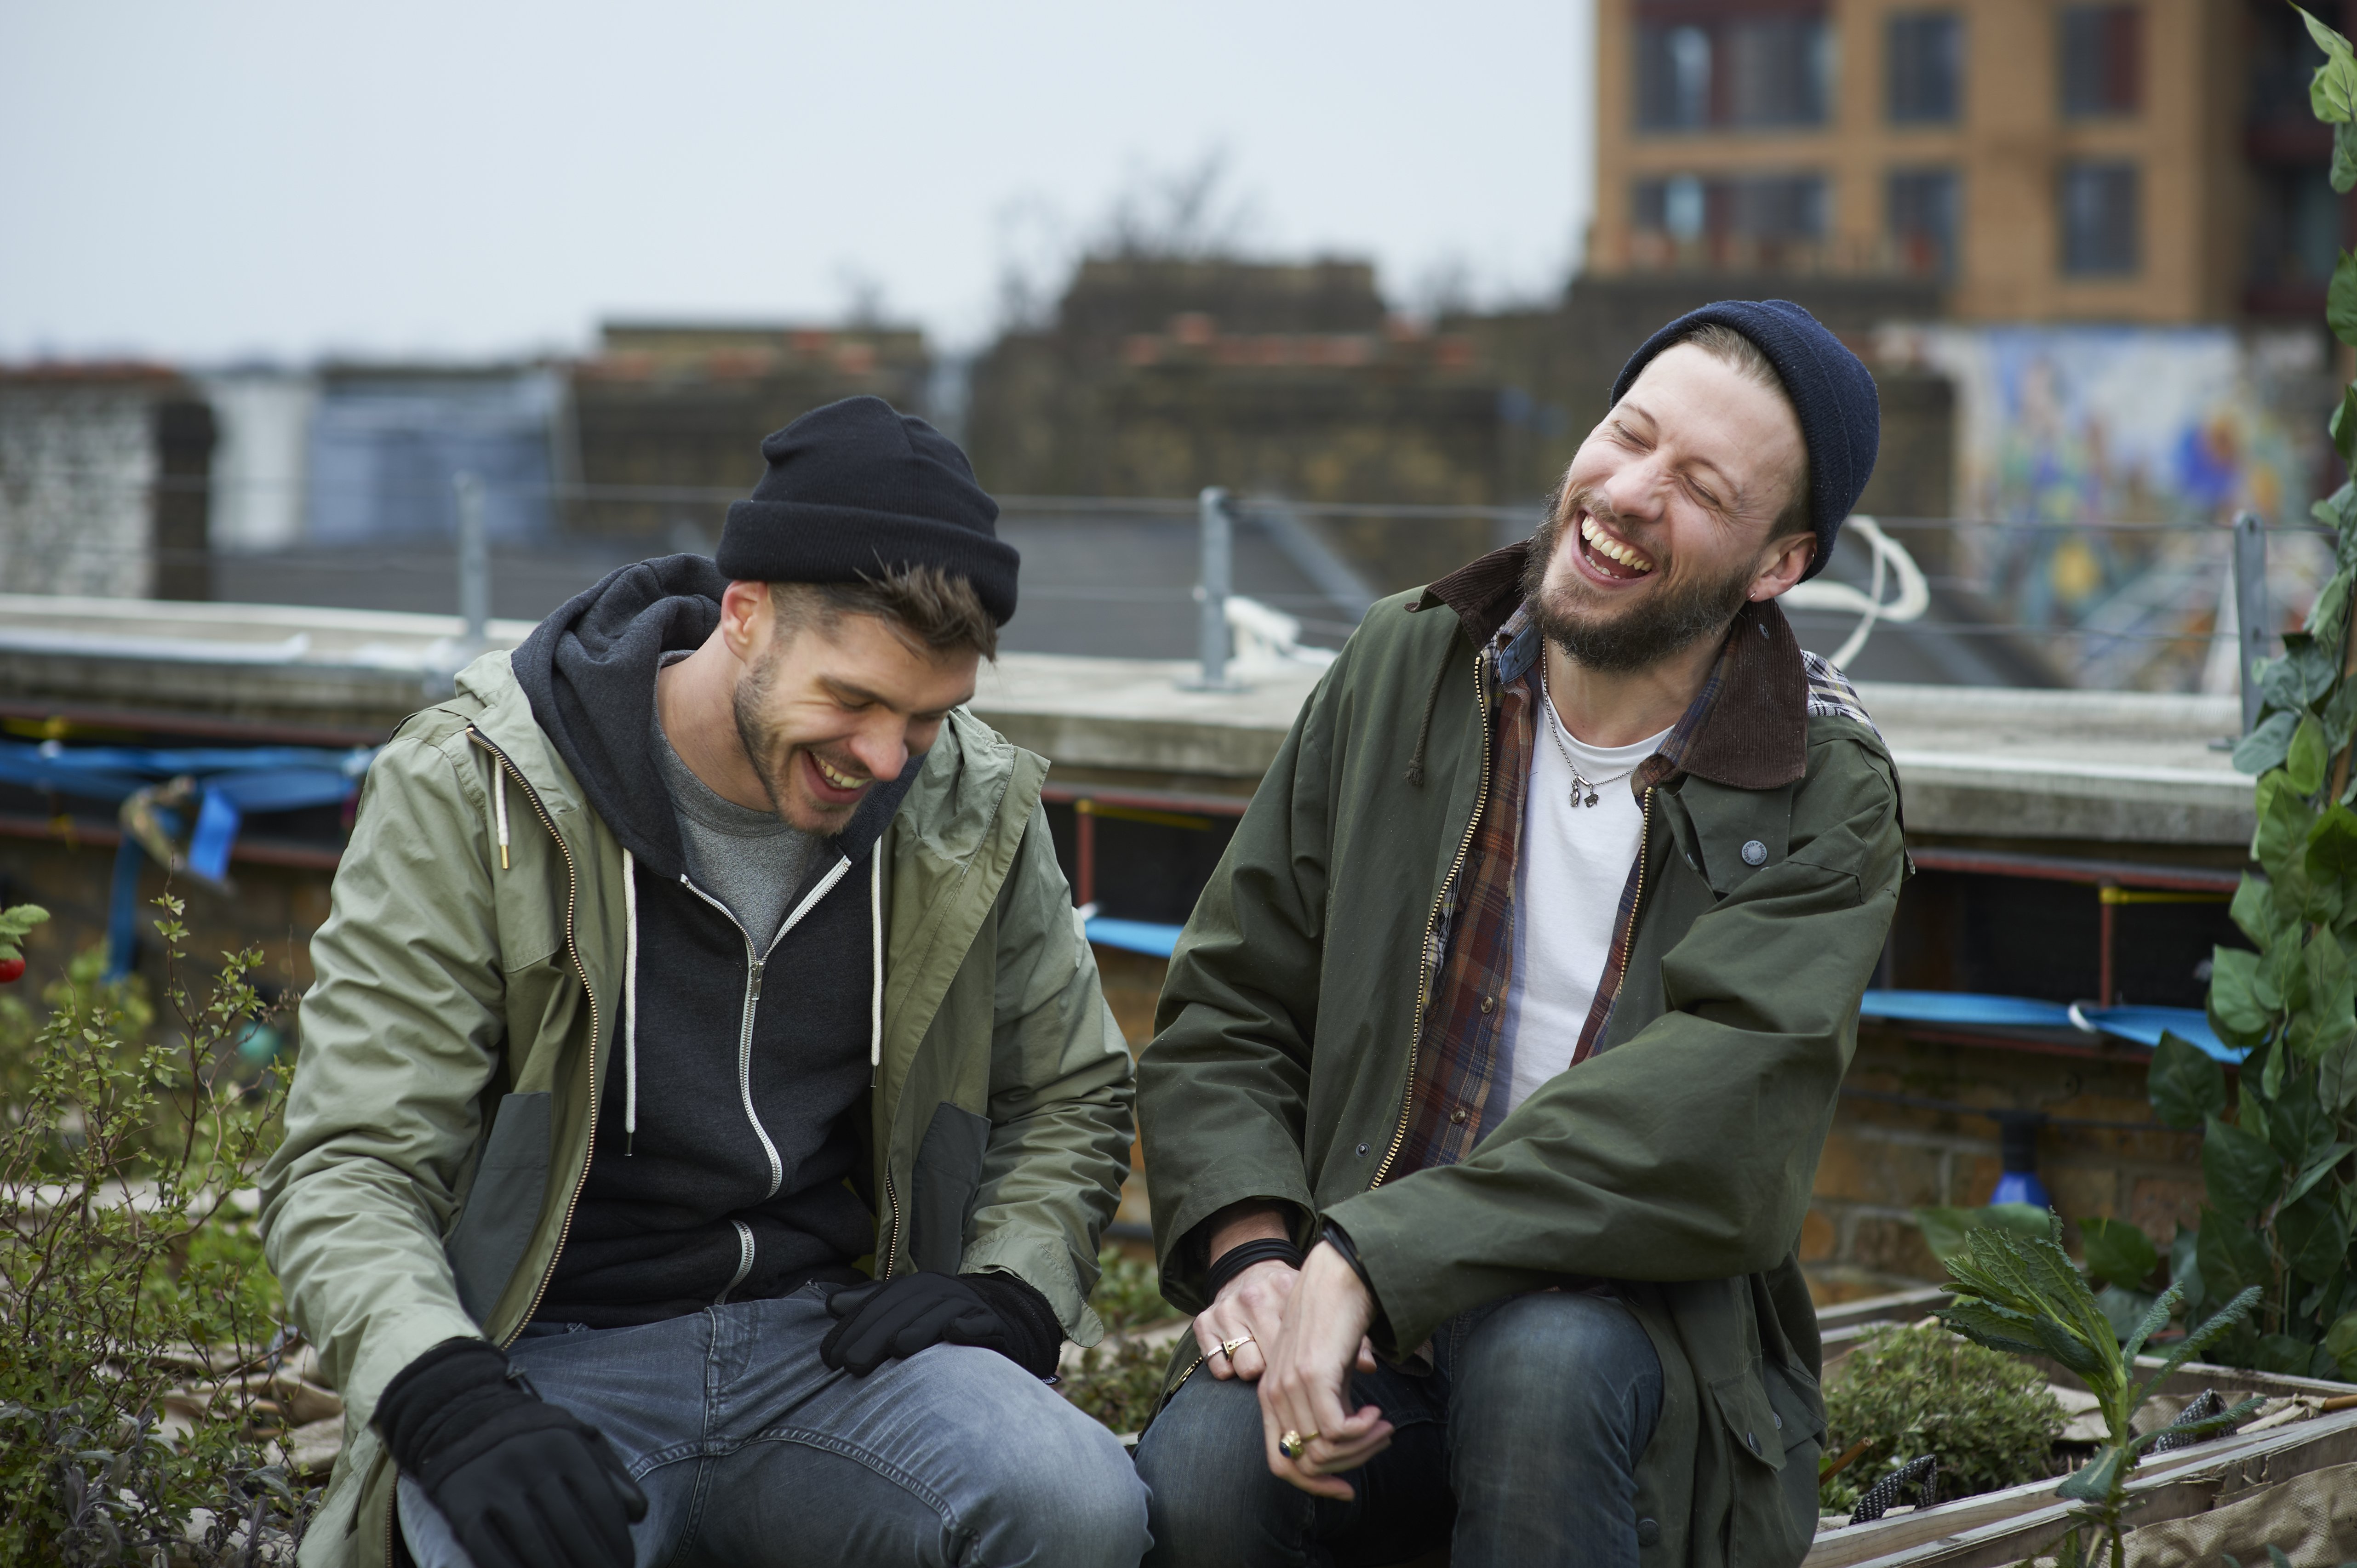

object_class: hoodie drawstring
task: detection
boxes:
[492,765,510,870]
[869,851,884,1086]
[622,847,640,1154]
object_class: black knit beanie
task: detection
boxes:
[716,396,1020,625]
[1610,299,1879,583]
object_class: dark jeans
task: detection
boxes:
[1133,1289,1664,1568]
[397,1284,1148,1568]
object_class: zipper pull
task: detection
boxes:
[748,958,764,999]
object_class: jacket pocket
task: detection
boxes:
[908,1100,990,1275]
[1709,1367,1814,1568]
[445,1092,552,1326]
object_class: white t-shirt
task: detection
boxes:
[1500,700,1672,1114]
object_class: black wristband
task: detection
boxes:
[1205,1236,1304,1300]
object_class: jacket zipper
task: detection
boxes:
[1370,652,1493,1190]
[1619,789,1655,999]
[678,857,855,1294]
[464,727,601,1341]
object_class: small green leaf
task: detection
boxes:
[2319,568,2357,655]
[2121,1282,2181,1364]
[2150,1032,2230,1129]
[2278,1191,2349,1283]
[2235,710,2300,776]
[2230,873,2281,946]
[2256,771,2323,881]
[2203,1115,2284,1220]
[2309,809,2357,926]
[1938,1296,2051,1359]
[2336,256,2357,348]
[2058,1443,2129,1501]
[2325,1307,2357,1378]
[2288,935,2357,1058]
[2303,4,2357,122]
[2208,947,2275,1048]
[2197,1209,2272,1300]
[2291,715,2332,794]
[2079,1217,2162,1289]
[2338,119,2357,195]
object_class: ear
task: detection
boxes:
[1747,533,1816,602]
[720,581,770,664]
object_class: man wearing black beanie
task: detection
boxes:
[263,397,1149,1568]
[1136,302,1907,1568]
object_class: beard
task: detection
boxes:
[1520,490,1755,674]
[730,643,791,814]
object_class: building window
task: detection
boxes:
[1636,9,1830,131]
[2060,4,2142,118]
[1634,172,1828,268]
[2060,161,2139,274]
[1887,168,1960,277]
[1887,12,1962,124]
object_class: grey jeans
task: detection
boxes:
[397,1284,1149,1568]
[1132,1289,1664,1568]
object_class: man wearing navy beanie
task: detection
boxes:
[1137,304,1907,1568]
[265,396,1150,1568]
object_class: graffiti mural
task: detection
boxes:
[1876,324,2334,691]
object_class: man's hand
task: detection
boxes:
[820,1270,1064,1378]
[1257,1242,1391,1500]
[1191,1204,1296,1382]
[374,1338,647,1568]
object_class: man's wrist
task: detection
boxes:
[1205,1236,1305,1300]
[1316,1219,1391,1343]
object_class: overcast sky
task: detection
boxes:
[0,0,1592,365]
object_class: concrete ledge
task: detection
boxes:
[971,653,1324,780]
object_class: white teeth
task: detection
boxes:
[1579,514,1654,574]
[814,758,862,789]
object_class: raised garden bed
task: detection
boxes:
[1808,1289,2357,1568]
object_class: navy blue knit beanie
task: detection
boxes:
[1610,300,1878,583]
[717,396,1020,624]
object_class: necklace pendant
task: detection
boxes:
[1584,789,1600,808]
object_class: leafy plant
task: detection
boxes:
[2183,2,2357,1384]
[1936,1213,2264,1568]
[0,900,310,1565]
[1087,1243,1177,1334]
[1061,1245,1180,1436]
[1818,1321,2065,1515]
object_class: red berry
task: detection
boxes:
[0,958,22,985]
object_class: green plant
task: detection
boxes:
[1086,1243,1175,1334]
[0,900,308,1565]
[1819,1321,2065,1514]
[2180,1,2357,1383]
[1936,1213,2264,1568]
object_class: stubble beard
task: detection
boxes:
[730,644,792,816]
[1521,490,1756,675]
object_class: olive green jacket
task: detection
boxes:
[259,651,1134,1568]
[1139,545,1906,1568]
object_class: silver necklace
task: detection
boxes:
[1539,660,1640,809]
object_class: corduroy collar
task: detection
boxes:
[1416,542,1809,791]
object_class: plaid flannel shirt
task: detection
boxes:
[1394,599,1867,1179]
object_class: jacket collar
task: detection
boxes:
[1420,542,1810,791]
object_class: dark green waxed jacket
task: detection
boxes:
[1138,543,1907,1568]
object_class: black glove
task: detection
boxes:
[374,1338,648,1568]
[820,1271,1064,1378]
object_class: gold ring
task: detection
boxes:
[1221,1334,1254,1358]
[1279,1429,1320,1460]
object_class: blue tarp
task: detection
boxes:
[1,739,375,977]
[1083,917,1183,959]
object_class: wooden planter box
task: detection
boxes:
[1807,1288,2357,1568]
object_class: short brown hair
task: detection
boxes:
[770,565,999,660]
[1675,322,1813,545]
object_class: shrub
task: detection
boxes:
[0,900,309,1566]
[1821,1321,2066,1513]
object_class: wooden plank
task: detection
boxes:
[1805,1408,2357,1568]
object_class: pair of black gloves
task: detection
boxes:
[374,1272,1062,1568]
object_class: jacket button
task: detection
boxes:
[1479,995,1495,1014]
[1636,1518,1661,1548]
[1449,1107,1469,1125]
[1357,1142,1370,1156]
[1741,839,1768,866]
[1745,1431,1761,1454]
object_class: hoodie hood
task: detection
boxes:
[511,553,918,882]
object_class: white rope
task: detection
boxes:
[1782,516,1929,668]
[622,847,640,1153]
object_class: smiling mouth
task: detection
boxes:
[1579,514,1657,579]
[808,754,868,794]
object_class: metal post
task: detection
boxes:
[455,471,489,653]
[1185,486,1241,690]
[2233,510,2268,736]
